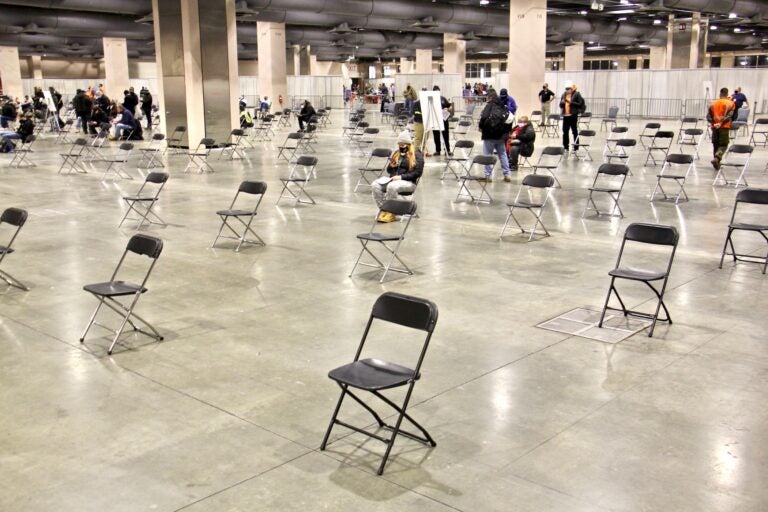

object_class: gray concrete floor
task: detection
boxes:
[1,110,767,512]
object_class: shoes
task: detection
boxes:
[447,151,454,156]
[477,176,492,182]
[377,211,396,223]
[509,166,518,172]
[504,175,512,182]
[711,158,721,170]
[434,151,441,156]
[108,135,118,141]
[424,152,432,157]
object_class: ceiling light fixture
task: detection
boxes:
[480,0,489,5]
[710,25,718,30]
[728,12,737,18]
[579,10,588,15]
[734,27,742,32]
[653,19,662,25]
[610,9,637,14]
[617,16,627,21]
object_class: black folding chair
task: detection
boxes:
[183,138,216,173]
[677,116,698,142]
[8,135,36,168]
[356,147,390,192]
[442,140,474,180]
[55,118,74,144]
[100,142,134,180]
[349,200,418,283]
[57,138,89,174]
[320,291,439,475]
[138,133,166,169]
[714,144,753,187]
[276,156,318,205]
[719,187,768,274]
[500,174,556,241]
[638,122,661,148]
[542,114,560,137]
[573,130,595,161]
[530,110,542,128]
[211,181,267,251]
[748,118,768,147]
[353,127,380,156]
[119,172,169,229]
[583,163,629,218]
[80,234,164,355]
[677,128,704,160]
[276,132,303,162]
[651,153,695,204]
[601,106,620,132]
[451,120,472,141]
[643,131,674,166]
[218,129,246,160]
[604,138,637,167]
[599,223,679,337]
[164,125,187,154]
[456,154,495,204]
[532,146,564,188]
[0,207,29,291]
[578,111,593,129]
[602,126,629,158]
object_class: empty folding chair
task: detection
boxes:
[456,155,495,204]
[356,147,390,192]
[677,128,704,160]
[643,131,674,166]
[719,187,768,274]
[598,223,679,337]
[582,163,629,218]
[137,133,165,169]
[460,103,476,123]
[55,118,74,144]
[320,291,438,475]
[573,130,596,161]
[650,153,695,204]
[119,172,169,229]
[343,115,361,138]
[442,140,474,180]
[7,134,36,168]
[353,127,380,156]
[183,138,216,173]
[0,207,29,291]
[748,118,768,147]
[212,181,267,251]
[278,108,292,127]
[100,142,134,180]
[530,110,542,128]
[677,116,698,141]
[392,114,409,135]
[500,174,556,242]
[600,106,620,131]
[602,126,629,158]
[85,123,111,162]
[638,122,661,148]
[349,200,418,283]
[715,144,753,187]
[57,138,89,174]
[276,132,303,162]
[452,120,472,141]
[277,155,318,205]
[218,129,246,160]
[578,111,593,129]
[729,108,750,139]
[542,114,560,137]
[79,234,164,355]
[164,125,187,154]
[297,124,318,153]
[532,146,564,188]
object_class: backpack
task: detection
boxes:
[481,102,509,134]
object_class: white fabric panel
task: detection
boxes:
[287,75,346,109]
[492,72,509,92]
[238,75,259,107]
[393,73,462,104]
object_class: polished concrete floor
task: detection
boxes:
[1,109,767,512]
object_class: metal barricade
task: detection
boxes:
[451,95,488,114]
[288,95,325,110]
[582,98,628,119]
[323,95,346,109]
[683,99,708,119]
[629,98,683,119]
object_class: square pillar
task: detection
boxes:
[564,42,584,71]
[257,22,288,108]
[103,37,130,98]
[508,0,546,117]
[415,49,432,73]
[650,46,668,70]
[399,57,413,74]
[0,47,23,99]
[443,33,466,75]
[30,55,43,80]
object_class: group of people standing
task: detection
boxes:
[71,85,153,140]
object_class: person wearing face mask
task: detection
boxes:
[538,83,555,121]
[559,82,585,152]
[507,116,536,172]
[371,130,424,217]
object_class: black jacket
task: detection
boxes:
[511,123,536,157]
[479,98,511,140]
[72,93,92,115]
[17,119,35,142]
[299,104,316,120]
[141,92,153,111]
[559,90,585,116]
[123,92,139,113]
[387,149,424,183]
[1,102,17,118]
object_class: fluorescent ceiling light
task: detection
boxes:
[610,9,636,14]
[710,25,718,30]
[579,10,588,15]
[586,45,606,50]
[479,0,489,4]
[728,12,737,18]
[653,19,662,24]
[617,16,628,21]
[734,27,742,32]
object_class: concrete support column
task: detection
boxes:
[309,54,319,76]
[415,49,432,73]
[650,46,668,69]
[443,33,466,75]
[667,13,706,69]
[508,0,546,117]
[299,46,311,75]
[257,22,288,113]
[286,46,298,75]
[720,52,735,68]
[399,57,413,74]
[564,42,584,71]
[0,47,23,99]
[102,37,130,98]
[30,55,43,80]
[616,56,630,70]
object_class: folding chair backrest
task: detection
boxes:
[364,128,379,135]
[458,121,472,128]
[127,233,163,259]
[581,112,592,119]
[152,133,165,141]
[579,130,596,138]
[736,187,768,205]
[666,153,694,165]
[598,163,629,176]
[683,128,703,136]
[542,146,564,156]
[200,138,216,147]
[531,110,542,117]
[23,134,36,145]
[357,122,370,129]
[607,106,619,119]
[728,144,753,155]
[380,199,417,216]
[239,180,267,195]
[454,140,474,149]
[1,207,27,227]
[175,126,187,133]
[645,123,661,130]
[119,142,133,151]
[371,291,438,332]
[624,223,679,246]
[146,171,169,184]
[296,155,318,166]
[231,129,244,137]
[371,147,392,158]
[735,109,749,123]
[522,174,555,188]
[680,117,697,125]
[654,131,675,140]
[615,139,636,148]
[472,154,496,166]
[611,127,628,135]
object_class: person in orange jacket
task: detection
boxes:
[707,87,735,170]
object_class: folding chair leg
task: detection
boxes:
[376,382,416,475]
[718,230,733,269]
[320,386,348,450]
[598,278,625,327]
[0,269,29,291]
[80,298,106,342]
[107,292,142,355]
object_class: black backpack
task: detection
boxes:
[481,102,508,134]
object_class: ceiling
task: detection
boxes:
[0,0,765,62]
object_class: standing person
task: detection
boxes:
[498,88,517,116]
[123,87,139,115]
[371,130,424,217]
[538,83,555,120]
[431,85,453,156]
[707,87,736,171]
[412,89,428,155]
[478,89,513,182]
[140,88,153,129]
[559,82,584,152]
[72,89,93,134]
[730,87,748,120]
[403,84,417,115]
[507,116,536,172]
[297,99,316,131]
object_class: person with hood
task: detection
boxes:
[498,88,517,116]
[478,88,514,182]
[559,82,585,152]
[371,130,424,217]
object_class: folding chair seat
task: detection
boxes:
[100,142,134,180]
[460,103,476,124]
[320,291,438,475]
[353,127,380,156]
[212,180,267,251]
[218,129,247,160]
[582,163,629,218]
[532,146,564,188]
[455,154,495,204]
[137,133,165,169]
[500,174,556,241]
[719,187,768,274]
[714,144,753,187]
[542,114,560,137]
[573,130,596,161]
[57,138,89,174]
[164,125,187,155]
[183,138,216,173]
[599,223,679,337]
[7,135,36,168]
[600,106,620,132]
[0,207,29,291]
[343,116,361,138]
[650,153,695,204]
[578,112,593,129]
[451,120,472,141]
[356,147,391,192]
[638,122,661,148]
[643,131,674,166]
[729,108,750,139]
[392,115,409,135]
[348,200,418,283]
[277,155,318,206]
[55,119,74,144]
[677,128,704,160]
[677,116,698,141]
[276,132,303,161]
[748,118,768,147]
[297,124,318,153]
[602,126,629,158]
[80,234,164,355]
[442,140,474,180]
[119,172,169,229]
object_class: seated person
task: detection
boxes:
[110,105,135,140]
[88,106,109,134]
[240,105,254,128]
[1,100,18,128]
[1,113,34,152]
[297,100,316,131]
[371,130,424,221]
[507,116,535,171]
[259,96,271,117]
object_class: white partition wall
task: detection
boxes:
[394,73,462,104]
[492,72,509,92]
[287,75,346,109]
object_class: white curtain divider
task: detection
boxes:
[491,72,509,92]
[394,73,462,104]
[287,75,345,109]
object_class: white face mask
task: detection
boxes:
[518,123,525,127]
